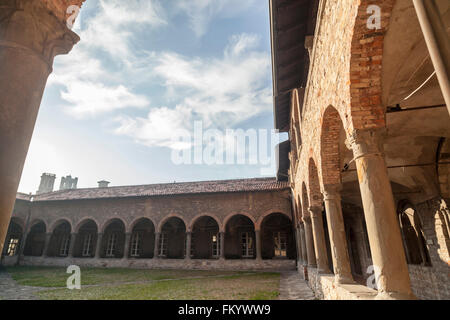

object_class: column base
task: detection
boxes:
[375,291,417,300]
[317,267,332,275]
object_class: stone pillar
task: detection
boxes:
[348,129,415,299]
[295,225,303,264]
[185,232,192,259]
[0,1,82,255]
[303,217,317,267]
[16,231,29,265]
[323,185,354,284]
[68,233,77,258]
[95,233,103,259]
[220,232,225,259]
[299,223,308,265]
[309,206,331,274]
[154,232,160,259]
[255,230,262,260]
[123,233,131,259]
[43,233,52,257]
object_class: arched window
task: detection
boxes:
[3,220,23,256]
[398,201,431,266]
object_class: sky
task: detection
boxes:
[18,0,283,194]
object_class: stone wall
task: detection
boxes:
[16,256,296,271]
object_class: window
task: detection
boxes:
[241,232,253,258]
[212,233,221,258]
[159,232,167,257]
[130,232,142,257]
[106,233,118,257]
[82,234,93,257]
[274,232,287,258]
[6,237,20,256]
[59,234,70,257]
[398,203,431,266]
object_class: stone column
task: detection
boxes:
[43,233,52,257]
[185,232,192,259]
[299,223,308,265]
[255,230,262,260]
[95,233,103,259]
[68,233,77,258]
[123,233,131,259]
[309,206,331,274]
[323,185,354,284]
[348,129,415,299]
[16,231,29,265]
[220,232,225,259]
[295,225,303,264]
[303,217,317,267]
[154,232,160,259]
[0,1,82,254]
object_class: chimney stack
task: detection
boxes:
[59,175,78,190]
[98,180,110,188]
[37,173,56,194]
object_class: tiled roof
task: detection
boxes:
[25,178,289,202]
[16,192,33,201]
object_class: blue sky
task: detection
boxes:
[18,0,280,193]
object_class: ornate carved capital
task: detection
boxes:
[0,0,82,71]
[323,184,342,201]
[308,206,323,218]
[345,128,387,159]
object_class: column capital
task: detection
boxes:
[345,128,387,159]
[0,0,83,71]
[323,184,342,201]
[308,206,323,218]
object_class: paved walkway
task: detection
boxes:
[279,271,316,300]
[0,269,40,300]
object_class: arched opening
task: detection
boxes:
[74,220,98,258]
[47,220,72,257]
[24,221,46,257]
[2,219,23,257]
[398,201,431,266]
[129,218,155,259]
[159,217,186,259]
[224,215,255,259]
[309,158,334,274]
[191,216,220,259]
[261,213,295,260]
[348,226,363,277]
[101,219,126,259]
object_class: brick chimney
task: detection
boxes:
[37,173,56,194]
[98,180,110,188]
[59,175,78,190]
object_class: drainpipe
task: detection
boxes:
[413,0,450,115]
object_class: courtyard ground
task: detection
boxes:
[0,266,315,300]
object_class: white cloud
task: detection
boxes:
[81,0,167,61]
[115,33,272,149]
[61,82,149,118]
[48,0,164,118]
[175,0,257,37]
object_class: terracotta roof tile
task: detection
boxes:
[28,178,289,202]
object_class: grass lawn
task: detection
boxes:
[5,266,280,300]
